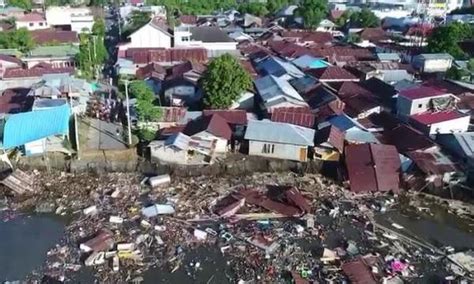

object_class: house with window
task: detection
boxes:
[16,13,48,31]
[245,119,315,162]
[396,86,458,120]
[174,26,238,57]
[313,125,344,161]
[118,18,173,55]
[182,114,232,153]
[412,53,454,73]
[45,6,94,33]
[409,110,470,135]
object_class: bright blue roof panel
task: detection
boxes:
[3,104,71,149]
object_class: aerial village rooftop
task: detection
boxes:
[0,0,471,195]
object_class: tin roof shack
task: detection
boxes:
[313,125,344,161]
[437,132,474,167]
[254,75,308,113]
[148,133,214,165]
[396,86,457,121]
[412,53,453,73]
[1,103,71,156]
[245,119,315,162]
[254,56,304,81]
[344,143,401,193]
[409,110,470,135]
[406,148,461,187]
[183,114,232,153]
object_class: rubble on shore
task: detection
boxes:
[1,170,473,283]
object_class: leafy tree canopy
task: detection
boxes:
[238,3,268,17]
[200,54,252,109]
[348,8,380,28]
[295,0,327,29]
[8,0,31,10]
[427,22,473,59]
[92,18,106,36]
[122,11,152,39]
[129,81,162,122]
[0,28,35,52]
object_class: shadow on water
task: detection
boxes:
[0,213,66,281]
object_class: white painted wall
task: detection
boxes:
[71,15,94,33]
[24,138,46,156]
[46,6,91,26]
[427,115,470,135]
[248,140,308,162]
[194,131,228,153]
[16,20,48,30]
[397,93,453,119]
[129,24,172,49]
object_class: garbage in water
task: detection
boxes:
[2,171,474,283]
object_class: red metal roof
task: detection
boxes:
[179,15,198,25]
[314,125,344,152]
[135,62,166,80]
[345,143,400,193]
[280,30,333,44]
[183,114,232,140]
[3,66,74,79]
[359,27,389,43]
[203,109,247,125]
[383,124,435,153]
[345,144,378,193]
[17,12,45,22]
[0,54,22,65]
[399,86,447,100]
[308,66,357,81]
[409,111,467,125]
[342,258,377,284]
[127,48,208,65]
[240,59,258,79]
[407,150,458,175]
[0,88,32,114]
[370,144,400,192]
[31,30,78,45]
[271,108,316,128]
[168,60,206,79]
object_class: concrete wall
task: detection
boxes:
[130,24,172,49]
[194,131,228,153]
[413,58,453,73]
[427,115,470,135]
[17,20,48,30]
[248,140,308,162]
[397,94,452,119]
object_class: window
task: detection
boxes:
[262,144,275,154]
[418,104,422,108]
[29,23,33,27]
[39,22,44,26]
[182,36,190,42]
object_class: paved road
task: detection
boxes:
[86,118,127,151]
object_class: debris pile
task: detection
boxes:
[2,171,473,282]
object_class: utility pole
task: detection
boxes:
[68,81,80,158]
[124,79,132,146]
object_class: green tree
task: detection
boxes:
[427,22,473,59]
[11,28,34,52]
[335,10,351,27]
[0,28,35,52]
[129,81,162,122]
[238,3,269,17]
[295,0,327,29]
[348,8,380,28]
[200,54,252,109]
[468,59,474,72]
[266,0,293,15]
[346,33,361,43]
[76,22,107,80]
[122,11,152,39]
[446,66,469,80]
[92,18,106,36]
[7,0,32,10]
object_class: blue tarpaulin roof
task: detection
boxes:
[3,104,70,149]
